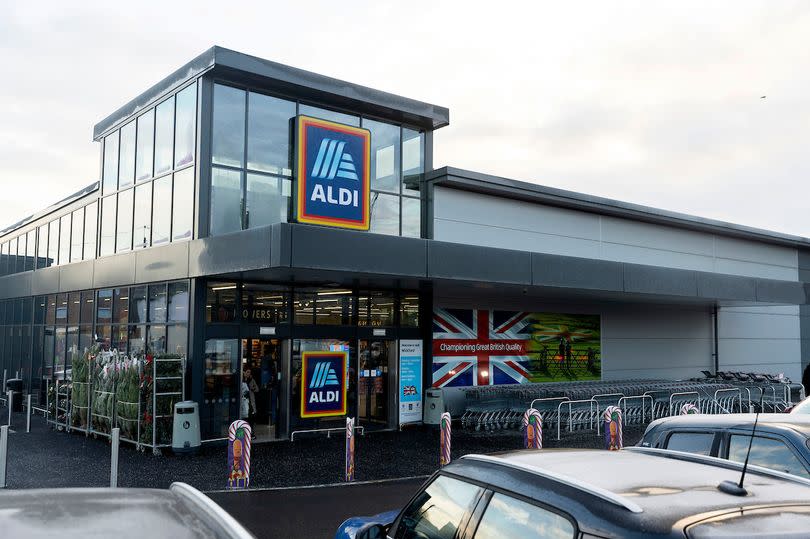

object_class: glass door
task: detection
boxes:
[358,340,396,430]
[241,338,283,442]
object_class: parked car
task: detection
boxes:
[335,447,810,539]
[640,413,810,477]
[787,395,810,414]
[0,482,253,538]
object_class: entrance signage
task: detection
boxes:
[227,420,252,489]
[399,340,423,425]
[301,351,348,418]
[295,116,370,230]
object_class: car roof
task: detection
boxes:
[0,484,252,539]
[646,413,810,436]
[444,448,810,537]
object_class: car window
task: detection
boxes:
[394,475,484,539]
[728,435,809,478]
[472,493,575,539]
[665,432,715,455]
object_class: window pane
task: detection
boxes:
[129,325,146,358]
[119,120,136,189]
[241,284,288,324]
[99,196,117,257]
[112,325,128,355]
[116,189,133,253]
[136,109,155,182]
[395,475,483,539]
[212,84,245,168]
[129,286,147,324]
[174,83,197,168]
[172,167,194,241]
[83,202,97,260]
[168,325,187,356]
[8,237,17,274]
[402,128,424,195]
[149,284,168,323]
[148,325,166,355]
[46,221,58,267]
[21,297,32,325]
[46,295,57,325]
[364,119,400,193]
[152,175,172,245]
[67,292,80,325]
[34,296,46,325]
[36,225,48,269]
[299,104,359,127]
[56,293,68,324]
[26,229,35,271]
[80,291,94,325]
[369,292,394,326]
[474,493,574,539]
[168,281,189,322]
[400,294,419,327]
[665,432,715,455]
[402,197,420,238]
[247,92,295,175]
[246,173,289,228]
[58,214,71,265]
[133,182,152,250]
[103,132,119,194]
[206,282,237,322]
[316,289,354,325]
[210,167,242,235]
[0,242,7,276]
[70,208,83,262]
[370,192,399,236]
[155,97,174,175]
[728,435,809,478]
[16,234,25,273]
[96,289,112,323]
[54,327,66,379]
[113,288,129,324]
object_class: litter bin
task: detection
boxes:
[172,401,201,455]
[5,378,23,412]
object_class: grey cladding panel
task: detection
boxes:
[59,261,94,292]
[428,241,531,284]
[188,227,272,277]
[135,242,190,283]
[30,267,60,296]
[800,249,810,270]
[93,253,137,289]
[290,225,426,277]
[0,272,32,300]
[270,223,292,268]
[755,279,806,304]
[532,253,622,291]
[697,273,756,301]
[623,264,698,297]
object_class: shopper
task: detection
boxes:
[243,369,259,439]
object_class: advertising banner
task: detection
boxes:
[227,420,252,489]
[398,340,423,426]
[294,116,371,230]
[432,308,601,387]
[301,351,348,418]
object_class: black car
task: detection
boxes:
[336,447,810,538]
[640,413,810,478]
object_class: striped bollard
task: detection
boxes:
[603,406,623,451]
[440,412,452,466]
[227,420,252,489]
[345,417,355,482]
[680,403,700,415]
[522,408,543,449]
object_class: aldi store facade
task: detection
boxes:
[0,47,809,441]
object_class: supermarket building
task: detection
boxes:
[0,46,808,441]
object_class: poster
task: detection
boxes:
[399,340,423,425]
[432,308,601,387]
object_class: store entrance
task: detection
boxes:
[358,340,396,430]
[241,338,283,442]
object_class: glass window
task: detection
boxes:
[0,242,7,276]
[167,325,188,356]
[116,188,133,253]
[665,432,715,456]
[58,214,71,265]
[402,197,421,238]
[21,297,33,325]
[36,224,48,269]
[118,120,136,189]
[47,220,58,267]
[241,284,288,324]
[80,291,94,325]
[99,196,117,257]
[152,175,172,245]
[299,104,360,127]
[206,282,237,323]
[400,295,419,327]
[149,284,168,323]
[370,192,399,236]
[46,294,57,325]
[172,167,194,241]
[364,119,400,193]
[136,109,155,182]
[210,167,243,235]
[154,97,174,175]
[728,435,809,478]
[212,84,245,168]
[174,83,197,168]
[293,291,316,325]
[34,296,46,325]
[128,325,146,358]
[103,131,119,194]
[67,292,80,325]
[133,182,152,250]
[9,236,18,274]
[474,493,575,539]
[25,229,35,271]
[316,289,354,325]
[402,128,424,195]
[43,326,55,378]
[168,281,189,322]
[359,292,395,327]
[394,475,483,539]
[112,324,128,354]
[70,208,83,262]
[129,286,147,324]
[203,338,239,437]
[56,293,68,323]
[148,325,167,355]
[16,235,25,273]
[54,326,66,379]
[246,173,289,229]
[96,289,112,323]
[79,325,92,355]
[247,92,296,175]
[83,202,97,260]
[113,288,129,325]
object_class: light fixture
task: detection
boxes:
[317,290,352,296]
[211,285,237,291]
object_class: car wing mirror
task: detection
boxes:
[357,523,388,539]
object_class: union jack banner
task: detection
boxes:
[432,308,534,387]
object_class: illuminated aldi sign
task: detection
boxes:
[301,351,348,418]
[295,116,371,230]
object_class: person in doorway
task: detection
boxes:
[243,369,259,439]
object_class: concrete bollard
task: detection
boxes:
[0,425,7,488]
[26,395,32,433]
[110,427,120,488]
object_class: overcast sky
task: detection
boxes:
[2,1,809,235]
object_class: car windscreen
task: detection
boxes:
[687,505,810,538]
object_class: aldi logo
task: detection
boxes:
[301,351,348,418]
[295,116,371,230]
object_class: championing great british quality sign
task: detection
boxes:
[295,116,371,230]
[301,351,348,418]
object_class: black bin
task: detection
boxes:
[5,378,24,412]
